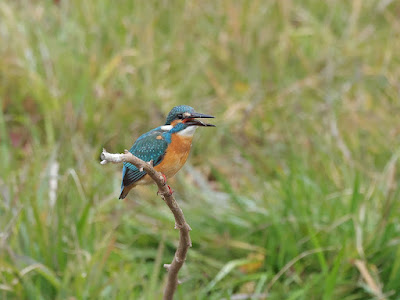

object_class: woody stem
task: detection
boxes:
[100,148,192,300]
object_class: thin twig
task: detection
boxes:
[100,148,192,300]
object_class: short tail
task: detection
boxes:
[119,185,134,199]
[119,187,128,199]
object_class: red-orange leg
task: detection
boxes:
[167,185,174,195]
[161,173,167,185]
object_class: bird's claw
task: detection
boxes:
[167,185,174,195]
[157,184,174,196]
[161,173,167,185]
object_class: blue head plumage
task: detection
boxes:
[165,105,195,125]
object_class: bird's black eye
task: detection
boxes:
[177,113,183,119]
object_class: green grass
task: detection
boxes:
[1,0,400,299]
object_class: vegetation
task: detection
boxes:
[1,0,400,299]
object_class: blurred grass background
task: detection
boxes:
[1,0,400,299]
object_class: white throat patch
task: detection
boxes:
[177,126,197,137]
[161,125,173,131]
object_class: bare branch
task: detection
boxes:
[100,148,192,300]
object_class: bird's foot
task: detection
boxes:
[156,174,173,196]
[167,185,174,195]
[156,185,173,196]
[161,173,167,185]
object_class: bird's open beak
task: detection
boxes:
[183,112,216,127]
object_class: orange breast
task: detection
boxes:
[154,134,193,178]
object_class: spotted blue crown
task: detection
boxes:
[165,105,195,125]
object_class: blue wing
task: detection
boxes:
[120,128,169,198]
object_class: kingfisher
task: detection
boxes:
[119,105,215,199]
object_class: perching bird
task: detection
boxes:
[119,105,215,199]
